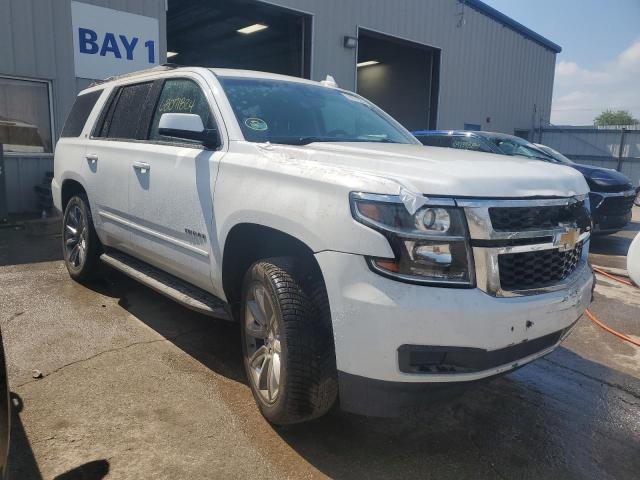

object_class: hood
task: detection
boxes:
[273,142,589,198]
[567,163,633,192]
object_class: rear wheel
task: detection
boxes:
[240,257,337,425]
[62,194,100,281]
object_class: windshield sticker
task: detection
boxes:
[245,117,268,131]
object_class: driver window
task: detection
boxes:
[149,78,215,143]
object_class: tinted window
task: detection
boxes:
[487,137,552,160]
[61,90,102,137]
[105,82,153,140]
[219,77,415,145]
[149,79,214,144]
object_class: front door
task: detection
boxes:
[128,76,225,292]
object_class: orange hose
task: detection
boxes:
[585,266,639,347]
[592,265,634,287]
[584,309,640,347]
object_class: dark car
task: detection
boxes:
[0,329,9,479]
[413,130,637,233]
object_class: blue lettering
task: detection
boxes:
[78,27,98,54]
[144,40,155,63]
[100,33,121,58]
[119,35,139,60]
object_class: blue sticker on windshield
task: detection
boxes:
[245,117,268,131]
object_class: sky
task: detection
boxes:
[483,0,640,125]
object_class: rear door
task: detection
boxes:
[127,74,226,292]
[84,81,156,251]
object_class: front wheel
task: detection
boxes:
[240,257,337,425]
[62,194,100,282]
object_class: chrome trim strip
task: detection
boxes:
[490,231,590,255]
[98,211,209,257]
[351,192,456,207]
[455,195,588,208]
[462,195,590,241]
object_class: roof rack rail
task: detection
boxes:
[89,63,180,87]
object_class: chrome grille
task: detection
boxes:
[459,195,591,297]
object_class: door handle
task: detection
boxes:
[133,161,151,173]
[85,154,98,164]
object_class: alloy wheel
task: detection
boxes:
[64,204,87,270]
[244,284,282,404]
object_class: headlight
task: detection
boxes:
[350,192,474,286]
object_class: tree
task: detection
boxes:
[594,109,638,126]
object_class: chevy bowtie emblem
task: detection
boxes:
[556,228,579,252]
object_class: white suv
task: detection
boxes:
[53,66,594,424]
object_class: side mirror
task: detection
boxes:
[158,113,220,149]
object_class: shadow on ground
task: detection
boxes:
[0,224,62,267]
[84,268,640,480]
[8,393,42,480]
[3,217,639,479]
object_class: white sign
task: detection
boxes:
[71,1,160,80]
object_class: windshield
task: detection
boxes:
[535,144,574,164]
[218,77,417,145]
[486,135,554,161]
[417,134,495,153]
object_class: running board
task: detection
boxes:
[100,252,231,320]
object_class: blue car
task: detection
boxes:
[413,130,637,233]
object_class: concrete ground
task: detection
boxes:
[0,209,639,480]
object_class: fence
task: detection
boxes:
[530,126,640,186]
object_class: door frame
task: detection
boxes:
[354,26,441,130]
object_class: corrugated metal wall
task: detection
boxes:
[267,0,557,134]
[0,0,166,213]
[2,156,53,213]
[0,0,167,140]
[0,0,558,212]
[537,127,640,185]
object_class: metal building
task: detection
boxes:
[0,0,561,213]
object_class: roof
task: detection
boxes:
[465,0,562,54]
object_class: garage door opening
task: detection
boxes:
[357,29,440,131]
[167,0,311,78]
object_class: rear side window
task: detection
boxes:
[102,82,154,140]
[61,90,102,137]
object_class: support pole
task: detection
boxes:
[616,128,626,172]
[0,144,7,223]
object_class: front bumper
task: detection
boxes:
[590,189,636,233]
[316,251,593,415]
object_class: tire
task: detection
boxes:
[62,194,101,282]
[240,257,337,425]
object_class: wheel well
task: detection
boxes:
[61,180,86,211]
[222,224,323,309]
